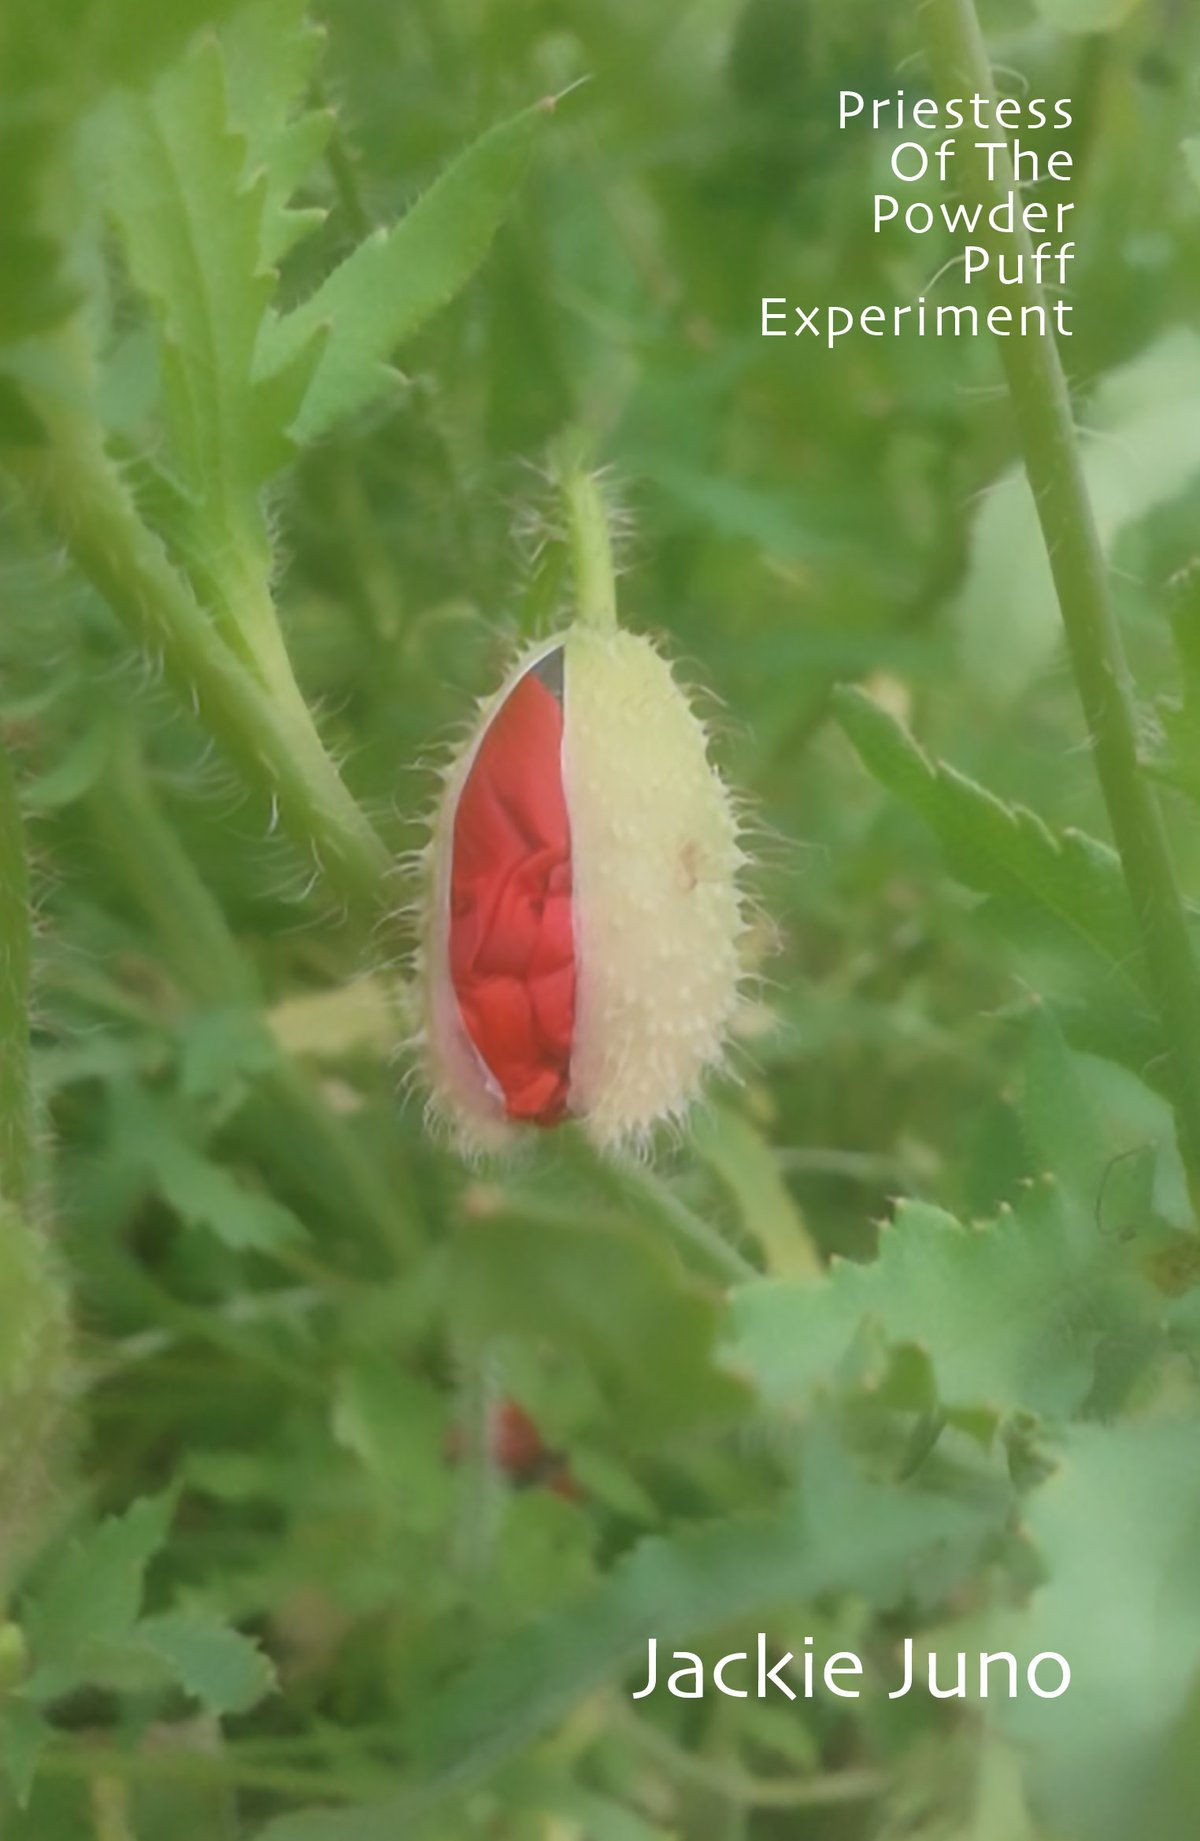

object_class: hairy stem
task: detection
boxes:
[576,1138,760,1285]
[13,425,391,922]
[918,0,1200,1197]
[93,733,259,1008]
[0,738,69,1596]
[560,456,618,634]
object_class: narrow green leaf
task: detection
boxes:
[260,98,553,443]
[23,1494,175,1699]
[690,1105,819,1276]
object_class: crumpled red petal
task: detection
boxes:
[448,658,575,1124]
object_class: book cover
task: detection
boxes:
[1,0,1197,1836]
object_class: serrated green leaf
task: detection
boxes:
[175,1007,281,1108]
[136,1609,277,1715]
[107,1080,306,1252]
[0,1699,48,1808]
[994,1414,1200,1841]
[833,685,1148,1006]
[254,1435,992,1841]
[148,1132,306,1253]
[98,38,274,494]
[94,23,322,663]
[259,98,551,443]
[727,1187,1140,1425]
[22,1493,175,1699]
[220,0,331,265]
[418,1435,990,1771]
[729,1018,1167,1427]
[94,24,547,710]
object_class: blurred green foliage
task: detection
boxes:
[1,0,1200,1837]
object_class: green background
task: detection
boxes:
[2,0,1200,1835]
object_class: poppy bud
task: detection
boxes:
[444,1397,583,1500]
[420,617,747,1152]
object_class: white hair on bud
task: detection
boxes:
[414,618,753,1157]
[562,625,746,1147]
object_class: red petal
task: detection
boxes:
[490,1400,547,1474]
[449,659,575,1124]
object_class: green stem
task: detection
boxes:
[92,734,258,1009]
[0,739,69,1596]
[40,1741,375,1802]
[13,427,391,922]
[618,1710,885,1808]
[576,1138,760,1285]
[561,460,618,633]
[88,736,421,1257]
[450,1343,504,1580]
[0,741,34,1210]
[919,0,1200,1199]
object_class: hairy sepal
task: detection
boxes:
[419,627,747,1155]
